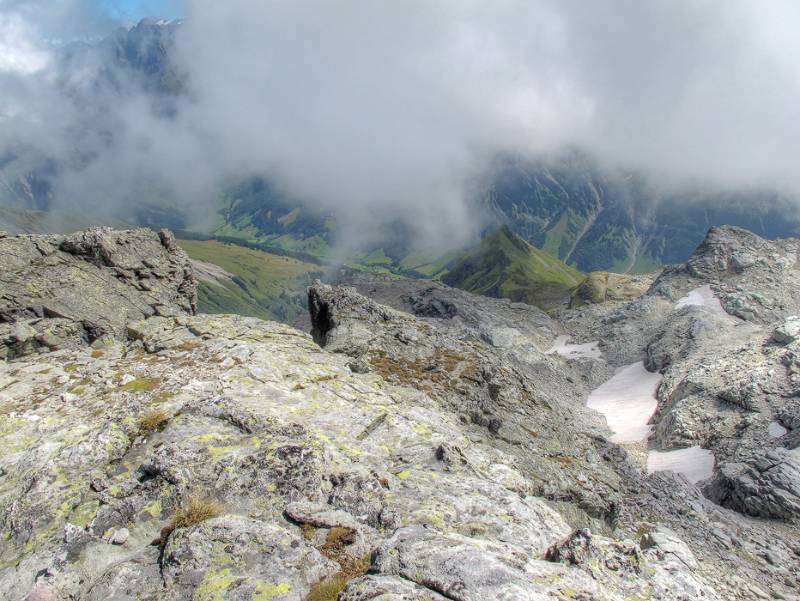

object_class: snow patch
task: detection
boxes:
[586,361,661,443]
[647,446,715,484]
[547,335,601,360]
[675,285,725,314]
[769,421,788,438]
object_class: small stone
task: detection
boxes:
[108,527,130,545]
[773,317,800,344]
[347,358,371,374]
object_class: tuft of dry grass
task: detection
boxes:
[305,528,371,601]
[156,496,224,547]
[368,348,479,397]
[176,340,202,352]
[305,555,371,601]
[171,496,224,530]
[301,522,317,540]
[320,527,356,556]
[139,409,170,433]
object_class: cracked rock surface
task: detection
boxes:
[0,226,799,600]
[0,227,197,360]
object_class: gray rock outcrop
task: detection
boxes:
[1,226,799,600]
[1,227,196,360]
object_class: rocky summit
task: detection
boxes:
[1,226,799,601]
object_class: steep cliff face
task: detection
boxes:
[0,227,798,601]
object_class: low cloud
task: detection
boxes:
[1,0,800,248]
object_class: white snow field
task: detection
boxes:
[586,360,717,483]
[769,421,788,438]
[586,361,661,443]
[675,284,726,313]
[647,446,716,484]
[547,335,602,360]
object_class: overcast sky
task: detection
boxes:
[1,0,799,248]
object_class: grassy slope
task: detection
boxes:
[442,226,584,312]
[177,239,322,323]
[398,250,460,278]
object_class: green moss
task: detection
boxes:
[119,377,160,393]
[72,499,100,526]
[151,390,176,404]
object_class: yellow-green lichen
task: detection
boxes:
[196,568,237,601]
[207,445,239,458]
[253,580,291,600]
[72,500,100,526]
[142,500,163,519]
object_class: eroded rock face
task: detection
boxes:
[162,517,335,600]
[707,451,800,521]
[307,281,627,526]
[0,311,729,601]
[0,227,196,359]
[684,225,800,323]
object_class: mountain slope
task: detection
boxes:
[442,225,584,311]
[486,153,800,272]
[177,239,322,323]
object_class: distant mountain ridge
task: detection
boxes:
[486,153,800,272]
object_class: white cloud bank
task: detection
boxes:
[1,0,800,247]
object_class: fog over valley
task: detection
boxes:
[2,1,800,259]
